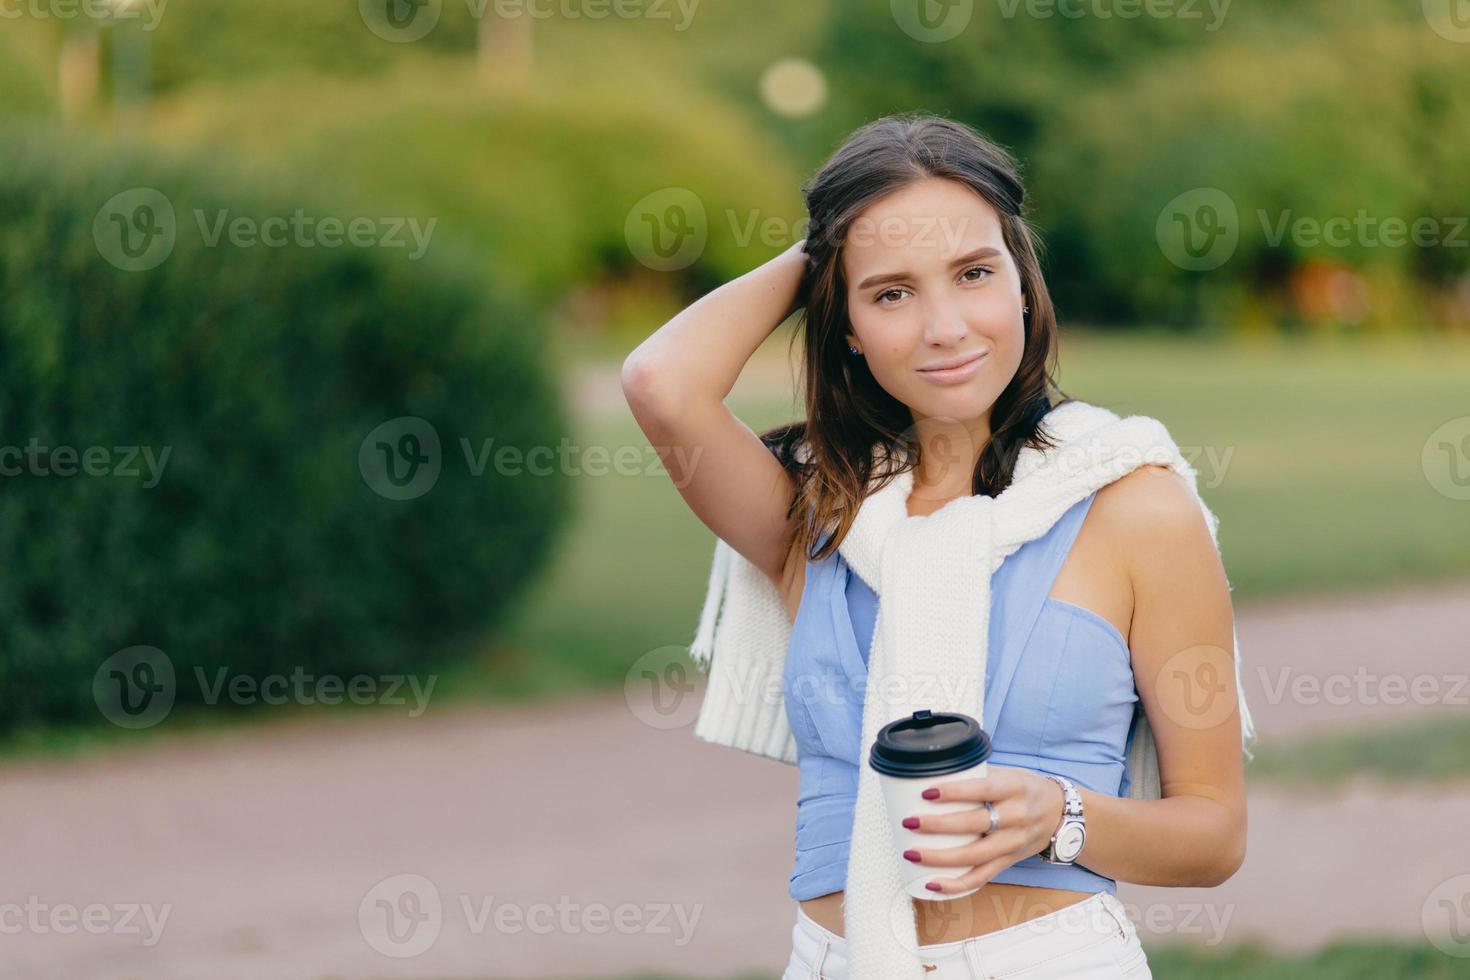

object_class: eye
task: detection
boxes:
[874,266,992,306]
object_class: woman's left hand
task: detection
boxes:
[901,765,1067,895]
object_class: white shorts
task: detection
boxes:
[782,891,1151,979]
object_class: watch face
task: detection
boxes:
[1055,823,1085,862]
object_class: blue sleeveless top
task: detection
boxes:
[783,490,1141,901]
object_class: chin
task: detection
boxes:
[913,385,995,420]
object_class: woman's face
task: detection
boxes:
[841,177,1026,438]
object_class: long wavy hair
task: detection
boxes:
[766,112,1075,564]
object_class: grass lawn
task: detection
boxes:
[601,939,1469,979]
[1246,713,1470,788]
[1141,941,1470,977]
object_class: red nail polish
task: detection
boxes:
[922,788,940,800]
[902,817,920,830]
[904,849,921,862]
[925,882,943,892]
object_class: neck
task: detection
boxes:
[909,412,991,508]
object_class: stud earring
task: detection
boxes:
[1023,306,1031,316]
[849,345,861,355]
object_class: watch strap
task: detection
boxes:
[1040,774,1084,863]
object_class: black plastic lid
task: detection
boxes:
[868,710,992,777]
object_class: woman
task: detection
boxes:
[623,113,1248,979]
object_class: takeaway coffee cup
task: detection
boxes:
[869,709,993,901]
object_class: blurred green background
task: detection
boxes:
[1,2,1468,975]
[2,0,1468,769]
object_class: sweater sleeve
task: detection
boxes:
[689,539,798,765]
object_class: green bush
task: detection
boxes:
[127,0,825,104]
[144,59,804,314]
[806,0,1455,329]
[0,122,573,728]
[0,21,57,120]
[812,0,1209,162]
[1034,23,1470,328]
[142,0,483,93]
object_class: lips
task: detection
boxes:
[916,350,990,387]
[919,351,987,373]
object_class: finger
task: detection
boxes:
[922,853,1014,895]
[920,770,1020,803]
[903,799,1009,837]
[905,827,1025,867]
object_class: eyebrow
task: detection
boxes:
[855,246,1003,291]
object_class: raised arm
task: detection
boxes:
[620,240,808,587]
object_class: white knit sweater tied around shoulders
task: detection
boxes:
[685,399,1255,979]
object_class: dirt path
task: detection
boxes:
[4,582,1467,980]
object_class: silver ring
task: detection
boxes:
[982,802,999,836]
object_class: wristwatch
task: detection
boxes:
[1038,774,1086,865]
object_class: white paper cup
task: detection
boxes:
[869,709,993,901]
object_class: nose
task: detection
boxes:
[921,295,969,347]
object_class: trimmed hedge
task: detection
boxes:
[0,123,572,728]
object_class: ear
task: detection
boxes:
[844,332,860,352]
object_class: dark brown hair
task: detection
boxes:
[766,112,1074,564]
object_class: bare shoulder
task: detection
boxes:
[1092,463,1222,586]
[1092,463,1201,529]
